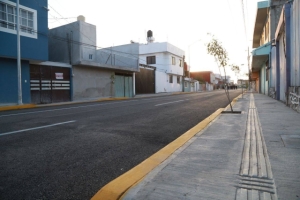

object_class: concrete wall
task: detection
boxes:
[95,48,138,71]
[72,66,113,100]
[270,0,286,40]
[49,21,138,72]
[290,0,300,87]
[0,58,30,104]
[49,21,83,64]
[49,20,96,65]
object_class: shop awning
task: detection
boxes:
[251,42,271,72]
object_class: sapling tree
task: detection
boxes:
[206,35,234,112]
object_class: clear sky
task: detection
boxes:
[48,0,261,83]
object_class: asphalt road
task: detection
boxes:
[0,90,242,200]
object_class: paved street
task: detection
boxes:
[0,90,241,200]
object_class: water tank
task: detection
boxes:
[147,30,153,38]
[77,15,85,22]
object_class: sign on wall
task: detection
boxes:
[55,73,63,80]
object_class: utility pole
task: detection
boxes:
[247,46,250,91]
[17,0,22,104]
[182,56,185,92]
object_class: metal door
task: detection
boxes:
[125,76,133,97]
[115,75,125,97]
[40,66,52,103]
[135,68,155,94]
[51,67,71,103]
[30,65,71,104]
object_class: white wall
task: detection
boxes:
[139,42,185,93]
[139,42,184,57]
[155,71,182,93]
[139,52,183,76]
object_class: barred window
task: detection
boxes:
[0,1,36,38]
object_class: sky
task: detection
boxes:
[48,0,261,83]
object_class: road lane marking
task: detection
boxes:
[0,120,76,137]
[155,99,189,106]
[0,100,139,118]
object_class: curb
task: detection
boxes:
[91,108,224,200]
[224,93,243,111]
[0,97,129,112]
[38,97,130,108]
[0,104,36,112]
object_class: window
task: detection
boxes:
[177,76,180,84]
[146,56,156,64]
[179,59,182,67]
[172,56,176,65]
[184,81,187,87]
[89,54,93,59]
[169,75,173,83]
[0,0,36,38]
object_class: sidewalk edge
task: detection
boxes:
[0,104,36,111]
[0,97,129,112]
[91,108,224,200]
[224,93,243,110]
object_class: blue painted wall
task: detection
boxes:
[0,58,31,104]
[0,0,48,61]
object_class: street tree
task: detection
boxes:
[206,34,234,112]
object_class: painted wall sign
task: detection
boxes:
[55,73,63,80]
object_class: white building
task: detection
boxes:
[138,34,185,93]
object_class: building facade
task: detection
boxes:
[0,0,48,104]
[49,17,139,101]
[273,0,300,112]
[251,0,300,112]
[137,37,184,94]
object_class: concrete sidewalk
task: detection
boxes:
[122,93,300,200]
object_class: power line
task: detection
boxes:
[19,0,185,73]
[42,1,185,68]
[240,0,248,42]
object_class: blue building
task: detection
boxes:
[0,0,48,104]
[251,0,300,113]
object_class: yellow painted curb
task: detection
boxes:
[0,104,36,112]
[91,108,224,200]
[224,93,243,111]
[96,97,129,102]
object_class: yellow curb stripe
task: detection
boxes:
[96,97,129,102]
[0,104,36,112]
[1,97,129,111]
[91,108,224,200]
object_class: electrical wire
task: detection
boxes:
[13,0,186,73]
